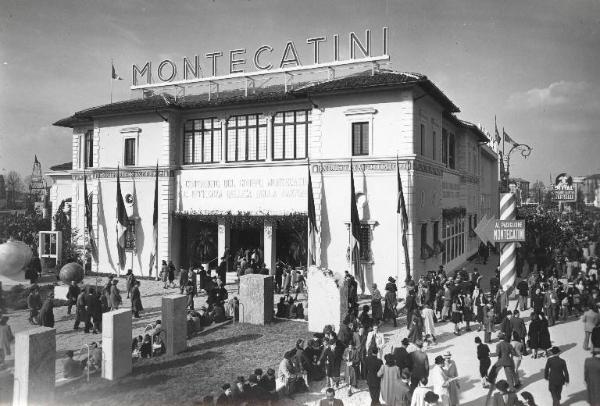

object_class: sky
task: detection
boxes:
[1,0,599,185]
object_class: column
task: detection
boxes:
[220,118,227,163]
[265,114,273,162]
[217,217,230,269]
[102,309,132,380]
[13,327,56,406]
[263,219,276,275]
[162,295,187,356]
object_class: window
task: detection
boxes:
[352,122,369,156]
[84,130,93,168]
[183,118,222,164]
[226,114,267,162]
[420,124,425,155]
[273,110,310,160]
[432,130,437,160]
[125,219,136,251]
[421,223,428,250]
[358,224,371,261]
[124,138,136,166]
[442,214,465,264]
[442,129,448,166]
[448,133,456,169]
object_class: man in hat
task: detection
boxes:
[544,346,569,406]
[216,383,233,405]
[364,346,383,405]
[391,337,412,373]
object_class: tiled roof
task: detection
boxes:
[54,71,460,128]
[49,162,72,171]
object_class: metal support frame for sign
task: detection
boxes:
[208,81,219,101]
[174,85,185,102]
[283,72,293,93]
[502,142,532,192]
[244,77,255,97]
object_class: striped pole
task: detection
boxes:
[499,193,517,290]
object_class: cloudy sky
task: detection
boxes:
[1,0,599,184]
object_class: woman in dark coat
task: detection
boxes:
[167,261,176,287]
[528,312,544,358]
[370,284,383,322]
[383,287,398,327]
[407,310,424,343]
[39,297,55,328]
[319,339,345,387]
[538,312,552,354]
[451,297,463,335]
[474,290,487,330]
[131,281,143,318]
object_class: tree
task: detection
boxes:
[5,171,24,209]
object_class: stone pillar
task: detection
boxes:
[264,219,276,275]
[162,295,187,355]
[218,217,230,270]
[13,327,56,406]
[239,274,273,324]
[102,309,132,380]
[307,267,348,333]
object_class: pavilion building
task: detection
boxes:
[53,67,499,292]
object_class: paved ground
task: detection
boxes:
[0,257,593,405]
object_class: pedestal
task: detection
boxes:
[102,309,132,380]
[264,219,276,275]
[162,295,187,355]
[13,327,56,406]
[239,274,273,325]
[307,267,348,333]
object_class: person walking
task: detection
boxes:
[131,280,143,318]
[429,356,450,406]
[510,332,524,386]
[74,289,88,331]
[365,346,383,405]
[343,342,360,397]
[492,332,518,391]
[109,279,122,310]
[528,312,544,358]
[582,305,600,350]
[125,269,135,299]
[544,346,569,406]
[367,324,385,359]
[408,310,424,344]
[377,354,406,406]
[38,294,55,328]
[443,351,460,406]
[474,336,491,388]
[510,310,528,354]
[422,304,437,344]
[168,260,176,287]
[26,286,41,325]
[409,340,429,391]
[371,284,383,323]
[66,281,80,315]
[584,348,600,406]
[515,279,529,311]
[160,260,168,287]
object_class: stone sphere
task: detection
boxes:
[59,262,84,284]
[0,240,33,277]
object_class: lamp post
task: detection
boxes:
[502,142,533,193]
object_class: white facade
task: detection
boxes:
[55,71,499,291]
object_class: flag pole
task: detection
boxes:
[396,153,399,282]
[306,157,310,269]
[110,59,113,104]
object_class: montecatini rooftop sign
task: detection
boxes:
[131,27,389,89]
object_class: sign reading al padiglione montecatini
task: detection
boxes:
[131,27,389,88]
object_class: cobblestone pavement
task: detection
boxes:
[0,259,592,405]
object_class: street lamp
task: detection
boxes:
[502,142,533,192]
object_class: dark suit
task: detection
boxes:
[409,350,429,391]
[494,340,518,389]
[584,356,600,406]
[365,354,383,405]
[544,355,569,406]
[492,392,519,406]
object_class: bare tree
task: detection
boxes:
[6,171,24,208]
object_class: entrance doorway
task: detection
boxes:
[230,226,262,264]
[180,220,218,270]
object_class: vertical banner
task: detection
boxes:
[499,193,517,290]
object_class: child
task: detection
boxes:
[343,342,359,396]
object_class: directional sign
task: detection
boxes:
[474,215,496,245]
[493,220,526,242]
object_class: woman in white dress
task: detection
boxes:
[429,356,450,406]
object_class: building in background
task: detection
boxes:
[54,65,499,290]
